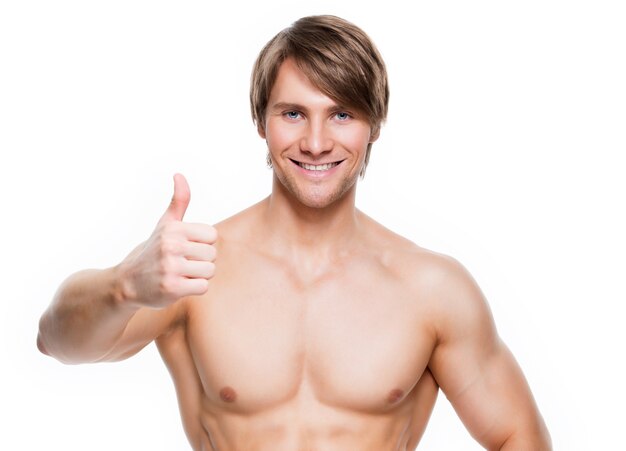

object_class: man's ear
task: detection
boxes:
[257,122,266,139]
[369,125,381,143]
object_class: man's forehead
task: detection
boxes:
[272,59,318,92]
[269,60,335,105]
[268,58,358,113]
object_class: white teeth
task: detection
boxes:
[298,162,339,171]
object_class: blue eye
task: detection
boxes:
[286,111,300,119]
[336,112,350,121]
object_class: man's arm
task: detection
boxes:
[38,266,139,363]
[37,265,185,364]
[37,174,217,364]
[426,255,551,450]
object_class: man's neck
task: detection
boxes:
[260,177,362,271]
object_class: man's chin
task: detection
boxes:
[275,172,357,209]
[292,187,354,210]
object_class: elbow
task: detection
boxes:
[500,426,552,451]
[35,325,90,364]
[36,302,80,364]
[37,332,50,356]
[36,311,119,365]
[35,331,89,364]
[36,312,52,356]
[36,313,69,362]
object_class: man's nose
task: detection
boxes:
[300,121,333,156]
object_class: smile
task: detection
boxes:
[291,159,343,171]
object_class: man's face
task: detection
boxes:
[259,58,378,209]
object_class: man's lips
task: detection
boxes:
[289,159,344,172]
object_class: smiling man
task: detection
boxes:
[37,15,551,450]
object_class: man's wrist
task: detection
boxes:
[110,263,139,310]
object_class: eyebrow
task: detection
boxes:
[269,102,350,114]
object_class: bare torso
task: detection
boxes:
[155,201,441,450]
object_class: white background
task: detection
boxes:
[1,1,624,449]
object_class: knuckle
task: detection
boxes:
[197,279,210,293]
[207,226,218,243]
[159,256,178,276]
[188,279,208,296]
[207,245,217,261]
[159,238,180,256]
[159,276,177,296]
[206,261,216,278]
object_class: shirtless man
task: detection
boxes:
[37,15,551,450]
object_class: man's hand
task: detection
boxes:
[119,174,218,308]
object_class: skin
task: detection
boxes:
[38,58,551,450]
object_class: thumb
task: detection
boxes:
[161,173,190,222]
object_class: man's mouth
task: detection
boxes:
[291,159,343,171]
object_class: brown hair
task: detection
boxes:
[250,15,389,176]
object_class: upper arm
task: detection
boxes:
[97,298,188,362]
[425,256,549,449]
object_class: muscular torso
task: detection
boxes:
[155,208,440,450]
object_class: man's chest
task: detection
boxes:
[183,264,435,415]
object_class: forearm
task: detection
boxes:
[37,266,139,364]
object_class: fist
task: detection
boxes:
[120,174,218,308]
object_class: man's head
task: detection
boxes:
[250,15,389,177]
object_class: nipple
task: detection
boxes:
[387,388,404,404]
[219,386,237,403]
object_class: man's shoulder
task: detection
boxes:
[360,213,460,280]
[361,214,477,303]
[383,244,468,295]
[373,229,489,336]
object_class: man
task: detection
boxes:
[38,15,551,450]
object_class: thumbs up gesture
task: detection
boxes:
[119,174,217,309]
